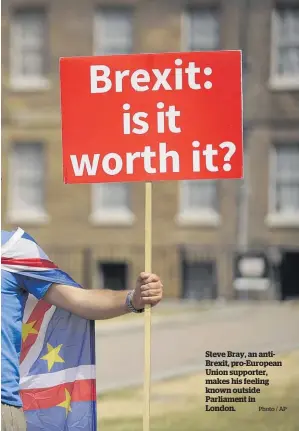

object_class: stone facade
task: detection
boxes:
[2,0,299,299]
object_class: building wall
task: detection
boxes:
[244,1,299,250]
[2,0,299,299]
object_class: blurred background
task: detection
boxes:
[1,0,299,430]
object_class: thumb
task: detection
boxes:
[138,272,151,281]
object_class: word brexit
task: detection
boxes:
[70,141,236,177]
[90,58,213,93]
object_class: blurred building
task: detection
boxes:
[2,0,299,301]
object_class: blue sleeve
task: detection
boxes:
[18,275,53,300]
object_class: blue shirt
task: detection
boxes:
[1,230,52,407]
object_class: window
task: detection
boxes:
[90,182,134,225]
[97,262,128,291]
[183,8,219,51]
[8,142,48,223]
[179,9,220,226]
[268,144,299,226]
[270,7,299,89]
[181,180,217,210]
[182,260,217,300]
[92,8,134,225]
[177,180,220,225]
[10,9,48,89]
[94,8,133,55]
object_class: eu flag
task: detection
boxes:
[2,228,97,430]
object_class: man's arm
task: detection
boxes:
[43,272,163,320]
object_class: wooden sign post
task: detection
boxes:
[144,181,152,431]
[60,50,243,431]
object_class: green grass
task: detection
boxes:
[99,391,299,431]
[97,351,299,431]
[99,394,299,431]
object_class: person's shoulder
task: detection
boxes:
[1,230,15,246]
[19,229,50,260]
[21,231,38,244]
[1,228,38,245]
[1,228,42,252]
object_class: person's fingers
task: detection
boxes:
[139,272,151,280]
[141,289,155,297]
[141,287,163,297]
[146,273,160,282]
[139,273,160,283]
[141,282,163,293]
[142,295,162,305]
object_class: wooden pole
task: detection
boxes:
[143,181,152,431]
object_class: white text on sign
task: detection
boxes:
[90,60,213,93]
[71,54,240,180]
[70,141,236,177]
[123,103,181,135]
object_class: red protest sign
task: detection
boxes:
[60,51,243,184]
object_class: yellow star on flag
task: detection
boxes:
[22,321,38,342]
[41,343,65,372]
[57,389,72,416]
